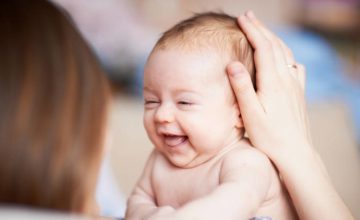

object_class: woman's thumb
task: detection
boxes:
[226,62,263,127]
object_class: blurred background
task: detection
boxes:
[51,0,360,218]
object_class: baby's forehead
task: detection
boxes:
[150,44,231,68]
[144,48,235,102]
[145,48,229,85]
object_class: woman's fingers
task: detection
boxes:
[237,14,277,88]
[278,40,296,68]
[232,11,311,159]
[296,63,307,93]
[239,11,307,106]
[226,62,266,135]
[244,11,290,76]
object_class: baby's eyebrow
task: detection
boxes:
[173,88,197,94]
[143,86,155,93]
[174,89,203,98]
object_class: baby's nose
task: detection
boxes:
[154,103,175,123]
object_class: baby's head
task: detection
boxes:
[154,11,254,80]
[143,12,255,168]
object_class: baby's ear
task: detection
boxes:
[233,104,244,129]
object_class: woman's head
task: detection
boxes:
[0,0,111,213]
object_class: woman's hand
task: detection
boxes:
[227,11,354,220]
[227,11,312,166]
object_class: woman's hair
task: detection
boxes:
[0,0,111,213]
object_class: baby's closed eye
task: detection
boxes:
[144,99,160,109]
[178,101,193,105]
[177,100,199,110]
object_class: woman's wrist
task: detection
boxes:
[275,142,353,219]
[271,140,319,175]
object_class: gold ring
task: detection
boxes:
[287,64,298,69]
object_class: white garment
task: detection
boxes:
[96,156,126,218]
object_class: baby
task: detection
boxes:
[126,12,297,220]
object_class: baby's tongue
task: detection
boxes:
[164,135,186,147]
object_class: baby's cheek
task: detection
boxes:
[143,111,154,128]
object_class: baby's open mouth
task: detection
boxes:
[163,134,188,147]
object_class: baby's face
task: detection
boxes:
[143,47,242,168]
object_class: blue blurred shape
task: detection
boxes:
[276,28,360,142]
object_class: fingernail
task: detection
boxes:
[239,15,248,23]
[246,10,256,20]
[228,63,244,77]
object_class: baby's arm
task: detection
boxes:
[126,150,174,220]
[148,148,272,220]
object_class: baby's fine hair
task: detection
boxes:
[153,12,255,81]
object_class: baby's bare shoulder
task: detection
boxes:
[219,139,276,203]
[221,139,273,176]
[226,139,270,162]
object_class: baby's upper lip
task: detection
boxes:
[158,128,184,137]
[162,132,183,137]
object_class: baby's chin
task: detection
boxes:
[166,153,217,169]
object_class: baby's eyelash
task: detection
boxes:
[178,101,192,105]
[144,100,159,104]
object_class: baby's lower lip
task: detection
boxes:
[163,135,187,147]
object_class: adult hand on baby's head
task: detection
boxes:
[226,11,312,167]
[227,12,354,220]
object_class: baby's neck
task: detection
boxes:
[212,136,244,160]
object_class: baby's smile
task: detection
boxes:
[163,134,188,147]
